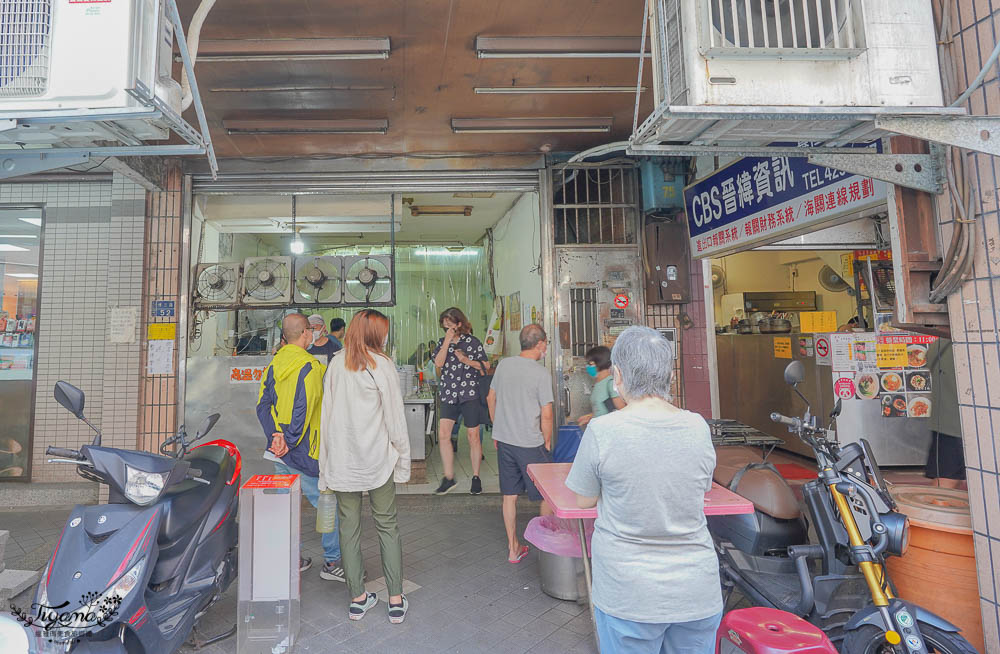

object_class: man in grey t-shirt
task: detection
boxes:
[487,324,554,563]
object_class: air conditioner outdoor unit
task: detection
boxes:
[662,0,942,109]
[0,0,180,146]
[637,0,951,146]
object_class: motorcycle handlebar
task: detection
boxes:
[46,446,81,459]
[770,412,798,427]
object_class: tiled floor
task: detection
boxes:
[399,425,503,495]
[4,499,598,654]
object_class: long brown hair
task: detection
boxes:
[344,309,390,372]
[439,307,472,335]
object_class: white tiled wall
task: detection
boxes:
[0,175,146,483]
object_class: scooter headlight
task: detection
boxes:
[882,512,910,557]
[31,560,143,641]
[124,466,166,505]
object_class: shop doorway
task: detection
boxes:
[182,189,545,492]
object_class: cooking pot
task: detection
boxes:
[737,319,753,334]
[758,318,792,334]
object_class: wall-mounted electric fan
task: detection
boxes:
[344,255,393,305]
[294,256,343,304]
[242,256,293,305]
[193,263,241,308]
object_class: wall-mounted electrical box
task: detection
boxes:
[644,218,691,304]
[639,159,686,214]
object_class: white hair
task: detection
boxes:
[610,326,675,401]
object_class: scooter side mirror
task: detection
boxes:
[783,360,805,386]
[194,413,221,441]
[54,381,86,419]
[831,398,843,418]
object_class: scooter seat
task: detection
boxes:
[714,447,801,520]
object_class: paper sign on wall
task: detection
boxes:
[876,343,907,368]
[800,311,837,334]
[148,323,176,340]
[773,337,792,359]
[108,306,137,344]
[147,340,173,375]
[814,335,832,366]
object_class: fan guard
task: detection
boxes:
[345,255,393,304]
[711,265,727,290]
[194,263,240,307]
[294,256,343,304]
[242,256,292,304]
[818,265,850,293]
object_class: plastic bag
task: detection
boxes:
[524,515,594,558]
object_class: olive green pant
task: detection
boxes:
[335,476,403,599]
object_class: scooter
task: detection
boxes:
[25,381,241,654]
[709,361,977,654]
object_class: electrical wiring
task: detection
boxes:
[65,157,110,173]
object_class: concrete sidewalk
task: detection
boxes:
[2,497,599,654]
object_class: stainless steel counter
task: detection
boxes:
[716,334,932,465]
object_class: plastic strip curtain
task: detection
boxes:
[310,245,491,369]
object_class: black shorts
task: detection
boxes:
[497,441,551,500]
[440,399,483,428]
[926,432,966,480]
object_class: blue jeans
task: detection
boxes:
[594,607,723,654]
[273,462,341,563]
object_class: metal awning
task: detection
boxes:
[190,170,542,195]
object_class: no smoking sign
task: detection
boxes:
[815,336,831,366]
[614,294,629,309]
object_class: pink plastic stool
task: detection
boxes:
[717,608,838,654]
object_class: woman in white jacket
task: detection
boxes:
[319,309,411,624]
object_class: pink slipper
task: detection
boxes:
[508,545,530,564]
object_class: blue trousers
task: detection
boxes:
[273,462,341,563]
[594,607,723,654]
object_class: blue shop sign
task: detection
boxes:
[684,143,886,259]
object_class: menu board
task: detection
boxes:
[831,332,934,418]
[800,311,837,334]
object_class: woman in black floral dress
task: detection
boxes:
[431,307,489,495]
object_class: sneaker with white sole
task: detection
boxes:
[320,560,346,582]
[299,557,312,572]
[387,595,408,624]
[434,476,457,495]
[349,592,378,621]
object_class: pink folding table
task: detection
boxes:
[526,462,754,645]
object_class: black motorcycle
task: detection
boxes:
[709,361,977,654]
[27,381,240,654]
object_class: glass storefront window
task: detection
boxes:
[0,207,41,480]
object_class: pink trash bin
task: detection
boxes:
[717,608,837,654]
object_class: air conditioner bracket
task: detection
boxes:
[807,151,943,194]
[875,116,1000,158]
[0,152,90,180]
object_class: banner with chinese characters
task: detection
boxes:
[683,144,886,259]
[230,366,267,384]
[830,333,935,418]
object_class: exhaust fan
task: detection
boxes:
[242,256,293,305]
[344,255,393,305]
[818,265,852,294]
[193,263,241,308]
[711,265,727,290]
[294,256,343,304]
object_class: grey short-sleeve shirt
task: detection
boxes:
[490,356,554,448]
[566,407,723,624]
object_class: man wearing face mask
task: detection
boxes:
[577,345,627,430]
[307,314,342,365]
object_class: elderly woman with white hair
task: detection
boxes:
[566,325,722,653]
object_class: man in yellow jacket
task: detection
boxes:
[256,313,345,582]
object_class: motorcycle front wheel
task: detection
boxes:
[842,623,978,654]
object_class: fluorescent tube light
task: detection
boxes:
[475,36,649,59]
[5,272,37,278]
[179,37,391,62]
[19,218,41,226]
[474,86,643,94]
[414,248,478,257]
[0,244,28,252]
[451,117,613,134]
[223,118,389,135]
[0,234,36,238]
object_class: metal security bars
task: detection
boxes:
[645,304,685,407]
[553,162,639,245]
[700,0,864,57]
[0,0,52,97]
[570,287,599,357]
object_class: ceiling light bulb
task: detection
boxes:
[290,238,305,255]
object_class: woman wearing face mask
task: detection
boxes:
[319,309,411,624]
[431,307,489,495]
[577,346,626,430]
